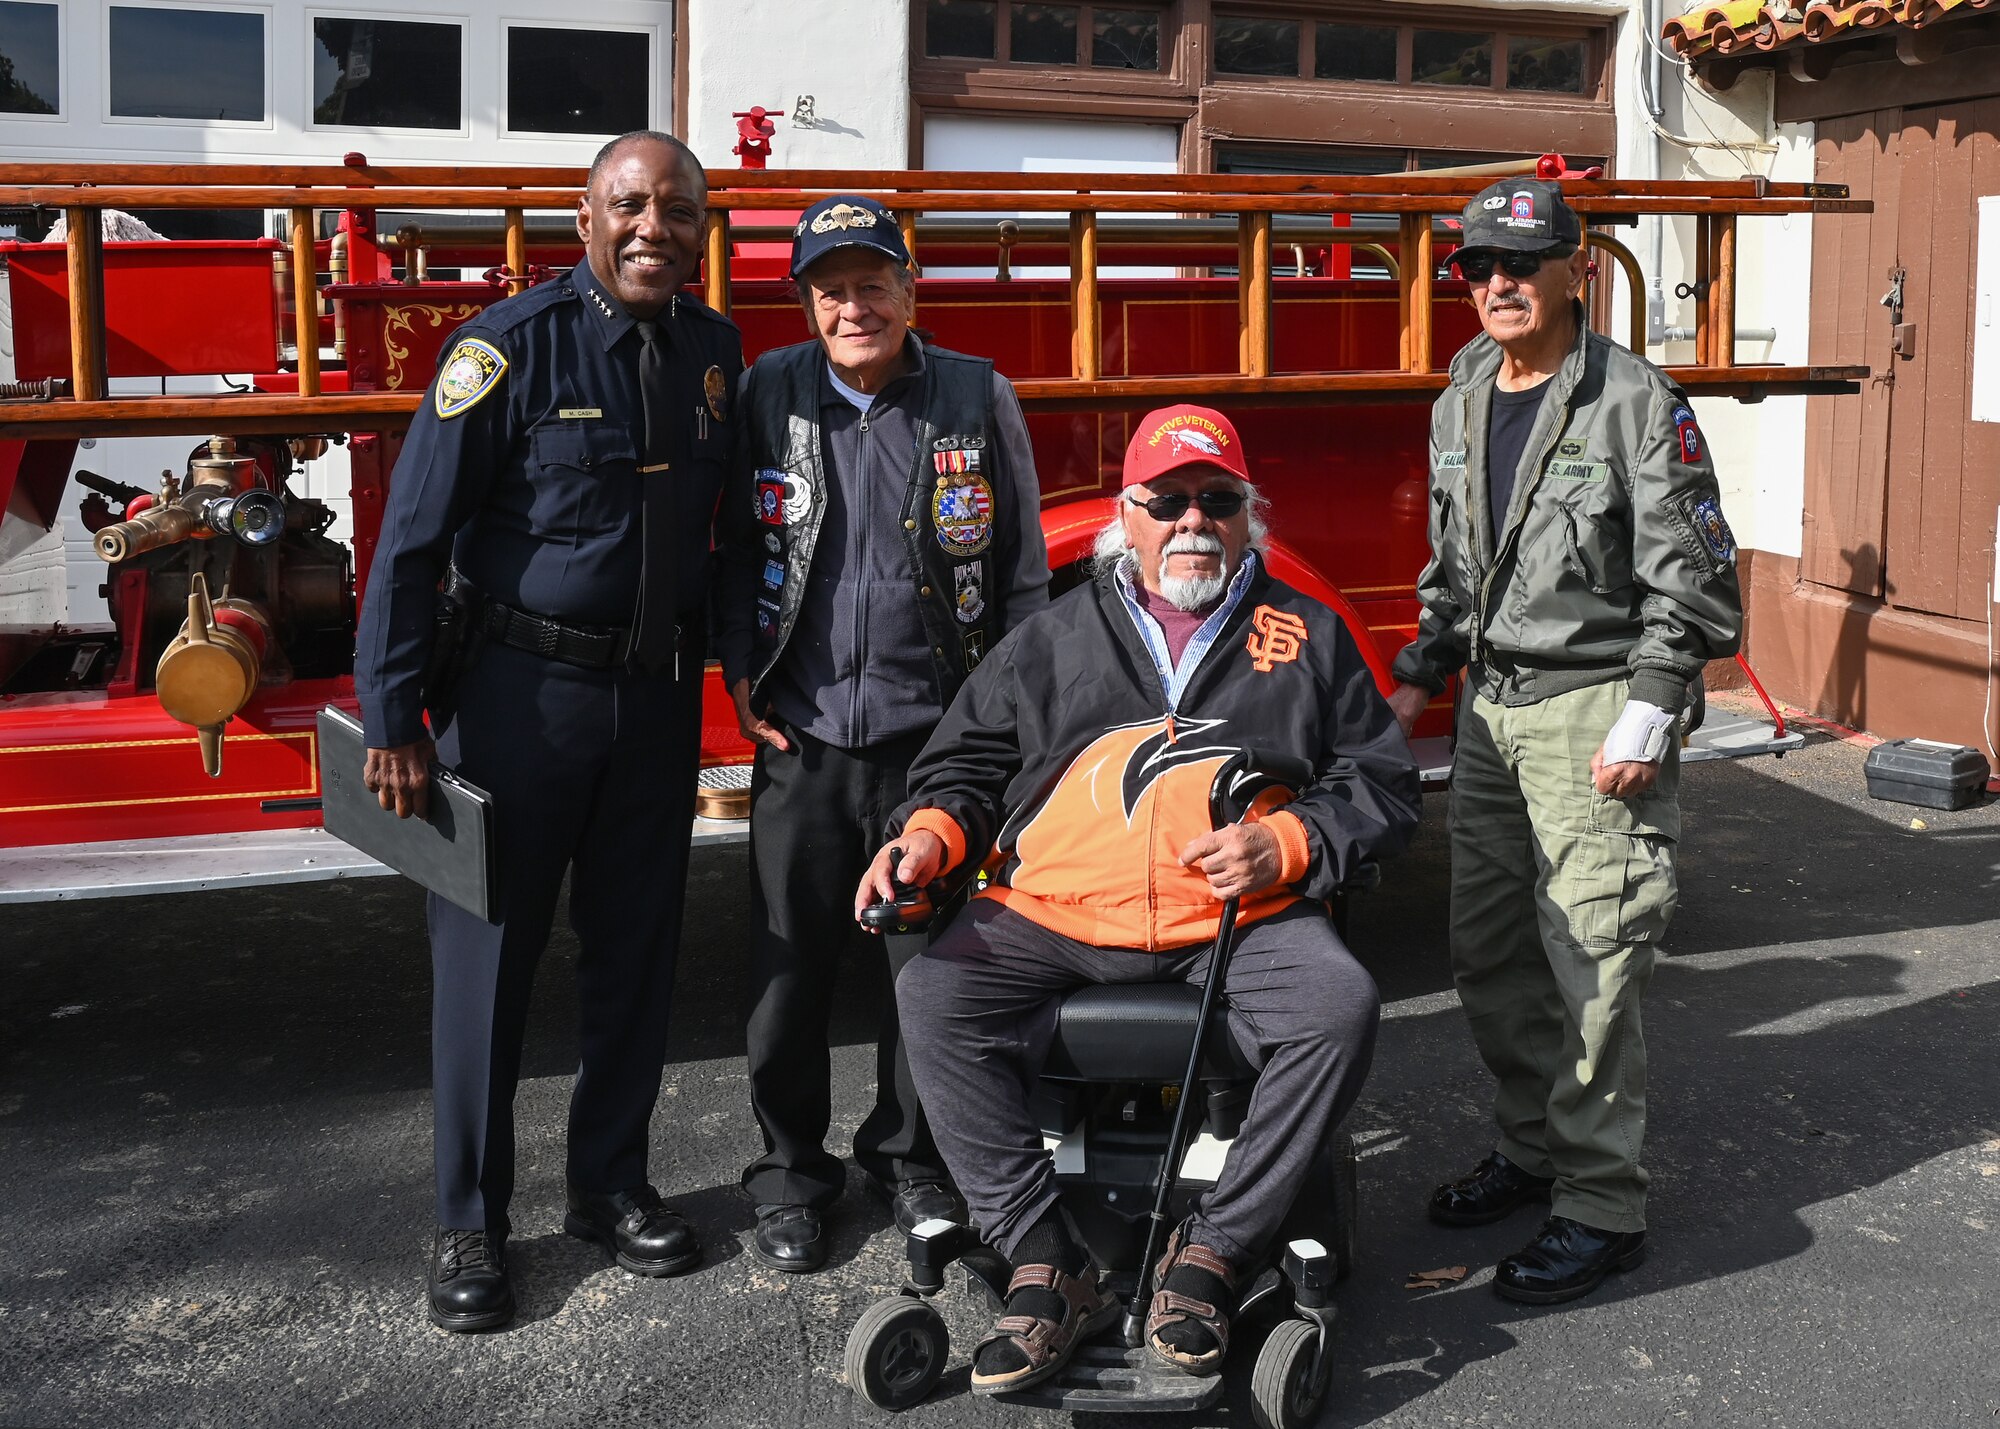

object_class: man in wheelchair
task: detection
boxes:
[854,405,1422,1393]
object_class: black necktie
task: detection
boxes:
[631,317,676,674]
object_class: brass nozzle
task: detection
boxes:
[93,501,203,562]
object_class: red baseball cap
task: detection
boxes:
[1122,404,1250,489]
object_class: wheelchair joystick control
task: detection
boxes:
[859,846,938,932]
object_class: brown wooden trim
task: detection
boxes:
[1775,28,2000,122]
[0,365,1869,440]
[64,211,106,404]
[1197,85,1616,160]
[912,89,1198,122]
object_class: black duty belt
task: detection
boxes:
[482,601,640,670]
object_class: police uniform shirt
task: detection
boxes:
[355,259,743,749]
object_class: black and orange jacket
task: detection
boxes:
[891,559,1423,951]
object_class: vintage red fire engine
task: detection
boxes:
[0,155,1861,892]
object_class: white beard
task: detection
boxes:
[1156,534,1229,611]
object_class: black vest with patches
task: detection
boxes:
[744,340,1003,704]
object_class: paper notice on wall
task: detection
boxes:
[1977,197,2000,424]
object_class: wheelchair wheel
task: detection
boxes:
[844,1295,949,1411]
[1251,1317,1328,1429]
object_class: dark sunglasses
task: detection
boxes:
[1127,489,1247,521]
[1452,248,1565,283]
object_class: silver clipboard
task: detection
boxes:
[317,706,496,922]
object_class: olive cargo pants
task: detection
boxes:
[1449,679,1679,1233]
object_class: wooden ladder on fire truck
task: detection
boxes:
[0,157,1867,442]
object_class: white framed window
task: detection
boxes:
[0,0,63,121]
[104,1,272,128]
[305,9,468,136]
[500,16,656,140]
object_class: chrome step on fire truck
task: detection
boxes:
[0,158,1863,902]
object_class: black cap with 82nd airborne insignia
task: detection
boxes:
[789,194,912,278]
[1456,178,1583,254]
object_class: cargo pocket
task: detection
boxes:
[1565,788,1680,949]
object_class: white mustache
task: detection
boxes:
[1165,533,1224,556]
[1489,295,1531,312]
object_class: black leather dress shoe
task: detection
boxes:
[753,1204,827,1272]
[1494,1216,1647,1304]
[428,1227,514,1332]
[563,1184,701,1277]
[891,1181,966,1235]
[1429,1151,1556,1227]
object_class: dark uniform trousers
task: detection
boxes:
[740,724,948,1209]
[429,635,704,1233]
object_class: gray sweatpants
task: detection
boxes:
[897,899,1380,1266]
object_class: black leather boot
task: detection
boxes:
[1429,1151,1556,1227]
[1494,1216,1647,1304]
[428,1227,514,1332]
[564,1184,702,1277]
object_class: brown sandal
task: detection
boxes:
[970,1261,1119,1394]
[1145,1226,1238,1374]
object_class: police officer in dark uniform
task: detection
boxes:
[715,195,1050,1272]
[356,130,742,1332]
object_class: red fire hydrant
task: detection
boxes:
[733,107,781,169]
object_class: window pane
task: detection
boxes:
[0,2,58,114]
[927,0,996,59]
[313,19,461,129]
[1215,16,1298,77]
[1412,30,1491,85]
[1508,35,1587,93]
[1313,23,1395,82]
[109,6,264,121]
[1091,8,1158,69]
[1010,3,1077,63]
[506,27,648,135]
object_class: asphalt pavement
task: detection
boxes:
[3,730,1997,1428]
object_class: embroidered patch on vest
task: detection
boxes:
[933,473,995,556]
[435,337,506,419]
[755,471,786,526]
[962,629,987,668]
[1245,605,1309,672]
[953,564,985,624]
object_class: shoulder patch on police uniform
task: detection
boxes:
[435,337,507,419]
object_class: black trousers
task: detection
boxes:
[740,725,947,1209]
[429,639,703,1233]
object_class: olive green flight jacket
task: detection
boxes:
[1391,308,1744,713]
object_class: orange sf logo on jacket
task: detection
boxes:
[1246,605,1308,672]
[986,715,1300,951]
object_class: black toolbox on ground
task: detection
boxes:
[1862,739,1991,811]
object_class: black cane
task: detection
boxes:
[1120,749,1272,1349]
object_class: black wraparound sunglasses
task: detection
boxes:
[1452,247,1569,283]
[1127,490,1247,521]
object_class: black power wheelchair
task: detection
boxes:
[845,751,1368,1427]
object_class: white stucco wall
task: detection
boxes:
[1652,68,1814,558]
[685,0,909,171]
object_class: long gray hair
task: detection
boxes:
[1091,479,1271,575]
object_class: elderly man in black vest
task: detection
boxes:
[715,194,1051,1271]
